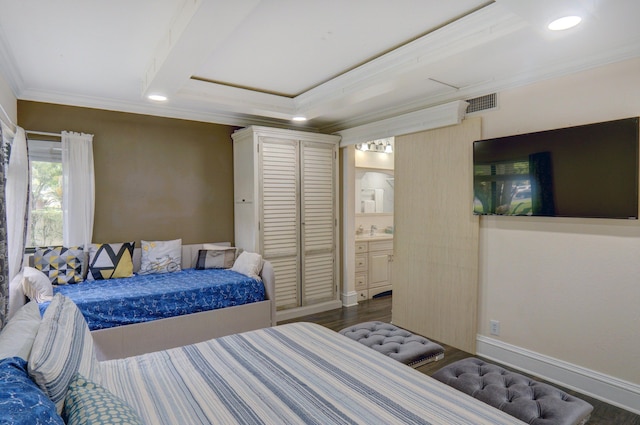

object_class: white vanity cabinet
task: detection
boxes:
[355,238,393,301]
[233,126,341,320]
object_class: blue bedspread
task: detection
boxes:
[39,268,265,331]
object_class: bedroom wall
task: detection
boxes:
[17,101,237,245]
[473,57,640,407]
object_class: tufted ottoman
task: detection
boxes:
[339,321,444,368]
[432,358,593,425]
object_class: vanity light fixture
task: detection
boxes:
[384,141,393,153]
[356,139,393,154]
[548,15,582,31]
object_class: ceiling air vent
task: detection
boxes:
[466,93,497,114]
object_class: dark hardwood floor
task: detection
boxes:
[281,295,640,425]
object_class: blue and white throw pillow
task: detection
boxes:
[63,373,144,425]
[28,294,101,414]
[0,357,64,424]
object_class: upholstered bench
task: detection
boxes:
[432,358,593,425]
[339,321,444,368]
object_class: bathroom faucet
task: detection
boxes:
[370,225,377,236]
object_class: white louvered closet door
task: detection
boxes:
[259,137,300,310]
[300,141,336,305]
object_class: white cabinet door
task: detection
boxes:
[300,141,336,305]
[233,126,340,315]
[368,250,392,288]
[260,137,300,310]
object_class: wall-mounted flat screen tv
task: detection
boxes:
[473,117,639,219]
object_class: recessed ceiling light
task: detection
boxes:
[292,116,307,122]
[548,15,582,31]
[148,94,168,102]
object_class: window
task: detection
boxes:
[28,140,63,247]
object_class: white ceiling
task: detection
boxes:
[0,0,639,133]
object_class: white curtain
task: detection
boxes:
[62,131,95,249]
[3,124,29,283]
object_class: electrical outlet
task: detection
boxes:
[490,320,500,336]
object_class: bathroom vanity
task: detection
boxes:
[355,234,393,301]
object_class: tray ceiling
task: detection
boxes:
[0,0,638,132]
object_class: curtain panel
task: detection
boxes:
[6,127,29,282]
[0,123,10,328]
[62,131,95,249]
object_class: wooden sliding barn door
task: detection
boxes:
[392,117,480,354]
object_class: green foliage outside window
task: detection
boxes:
[29,161,63,247]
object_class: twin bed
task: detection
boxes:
[10,242,276,360]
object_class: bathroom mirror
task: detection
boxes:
[356,168,394,214]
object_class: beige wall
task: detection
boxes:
[18,101,237,245]
[475,57,640,386]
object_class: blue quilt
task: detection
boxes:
[39,268,265,331]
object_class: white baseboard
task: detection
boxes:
[476,335,640,416]
[275,300,343,322]
[342,291,359,307]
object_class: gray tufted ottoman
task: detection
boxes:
[339,321,444,368]
[432,358,593,425]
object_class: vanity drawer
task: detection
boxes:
[355,241,368,253]
[355,254,368,272]
[369,239,393,252]
[355,273,367,290]
[357,290,369,302]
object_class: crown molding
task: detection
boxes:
[16,87,306,130]
[337,100,468,146]
[178,78,296,120]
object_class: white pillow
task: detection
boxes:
[28,294,101,414]
[8,271,27,321]
[21,267,54,302]
[0,301,41,360]
[138,239,182,275]
[231,251,263,280]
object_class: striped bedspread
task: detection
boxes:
[99,323,524,424]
